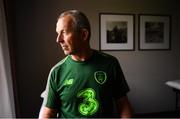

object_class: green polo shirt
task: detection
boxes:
[43,50,129,118]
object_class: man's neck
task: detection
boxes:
[71,49,94,61]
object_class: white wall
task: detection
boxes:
[55,0,180,113]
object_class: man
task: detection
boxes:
[39,10,132,118]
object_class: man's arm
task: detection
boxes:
[39,106,58,119]
[117,96,133,118]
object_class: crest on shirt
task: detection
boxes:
[94,71,107,84]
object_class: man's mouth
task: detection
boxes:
[61,45,68,50]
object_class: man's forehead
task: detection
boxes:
[56,16,74,31]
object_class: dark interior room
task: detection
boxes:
[0,0,180,118]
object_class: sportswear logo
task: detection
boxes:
[64,79,74,86]
[94,71,107,84]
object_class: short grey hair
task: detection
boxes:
[58,10,91,41]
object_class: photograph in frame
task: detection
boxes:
[139,14,171,50]
[99,13,135,51]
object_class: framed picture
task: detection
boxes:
[139,14,171,50]
[99,13,135,51]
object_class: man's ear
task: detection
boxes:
[81,28,89,41]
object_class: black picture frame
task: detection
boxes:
[99,13,135,51]
[138,14,171,50]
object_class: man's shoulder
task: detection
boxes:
[94,50,117,61]
[50,56,69,72]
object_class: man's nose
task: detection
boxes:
[56,34,63,43]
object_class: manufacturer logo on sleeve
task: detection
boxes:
[64,79,74,86]
[94,71,107,84]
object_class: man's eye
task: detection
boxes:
[62,30,66,34]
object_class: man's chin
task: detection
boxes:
[63,50,71,55]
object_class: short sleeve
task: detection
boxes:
[42,70,60,109]
[111,59,130,99]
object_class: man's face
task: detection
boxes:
[56,15,81,55]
